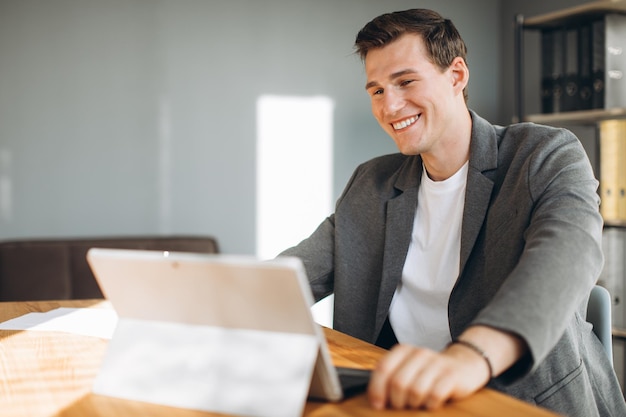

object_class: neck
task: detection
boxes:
[422,110,472,181]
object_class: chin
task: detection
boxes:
[396,146,420,156]
[393,141,420,156]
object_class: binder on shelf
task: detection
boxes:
[599,120,626,224]
[540,15,626,114]
[578,23,593,111]
[592,18,606,109]
[540,29,554,113]
[540,28,565,113]
[604,13,626,110]
[563,27,580,112]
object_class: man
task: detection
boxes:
[281,9,626,416]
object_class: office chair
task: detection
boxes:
[586,285,613,365]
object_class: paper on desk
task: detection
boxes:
[0,307,119,339]
[94,318,318,417]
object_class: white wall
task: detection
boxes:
[0,0,500,254]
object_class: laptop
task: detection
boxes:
[86,248,371,402]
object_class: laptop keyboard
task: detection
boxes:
[336,367,372,397]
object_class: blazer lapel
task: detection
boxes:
[459,112,498,274]
[375,157,421,334]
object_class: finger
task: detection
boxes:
[422,372,456,410]
[401,351,453,409]
[368,344,413,409]
[420,352,485,410]
[388,349,434,409]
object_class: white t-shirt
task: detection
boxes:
[389,161,468,351]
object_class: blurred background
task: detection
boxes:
[0,0,594,256]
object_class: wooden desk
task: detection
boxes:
[0,300,561,417]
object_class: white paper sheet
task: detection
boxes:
[0,307,119,339]
[94,318,319,417]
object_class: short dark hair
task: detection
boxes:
[355,9,469,101]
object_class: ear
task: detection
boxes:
[449,56,469,96]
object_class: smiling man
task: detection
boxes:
[280,9,626,416]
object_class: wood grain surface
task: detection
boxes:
[0,300,561,417]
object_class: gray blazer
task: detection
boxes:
[282,111,626,416]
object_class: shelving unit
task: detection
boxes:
[524,107,626,125]
[514,0,626,394]
[524,1,626,27]
[514,0,626,125]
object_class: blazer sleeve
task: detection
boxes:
[279,214,336,302]
[472,126,604,378]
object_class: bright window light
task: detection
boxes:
[256,95,334,327]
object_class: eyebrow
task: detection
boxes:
[365,69,419,90]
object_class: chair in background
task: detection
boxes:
[587,285,613,365]
[0,235,219,302]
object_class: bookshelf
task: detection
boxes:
[523,107,626,124]
[514,0,626,224]
[523,1,626,28]
[514,0,626,124]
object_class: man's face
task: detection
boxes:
[364,33,462,156]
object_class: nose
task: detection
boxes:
[380,89,405,117]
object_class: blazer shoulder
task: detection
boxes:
[498,122,579,148]
[492,122,586,170]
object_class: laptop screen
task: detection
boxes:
[86,248,347,402]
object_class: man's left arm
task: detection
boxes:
[470,127,603,375]
[368,324,525,410]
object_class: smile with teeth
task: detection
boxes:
[392,115,419,130]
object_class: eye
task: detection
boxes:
[400,79,414,87]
